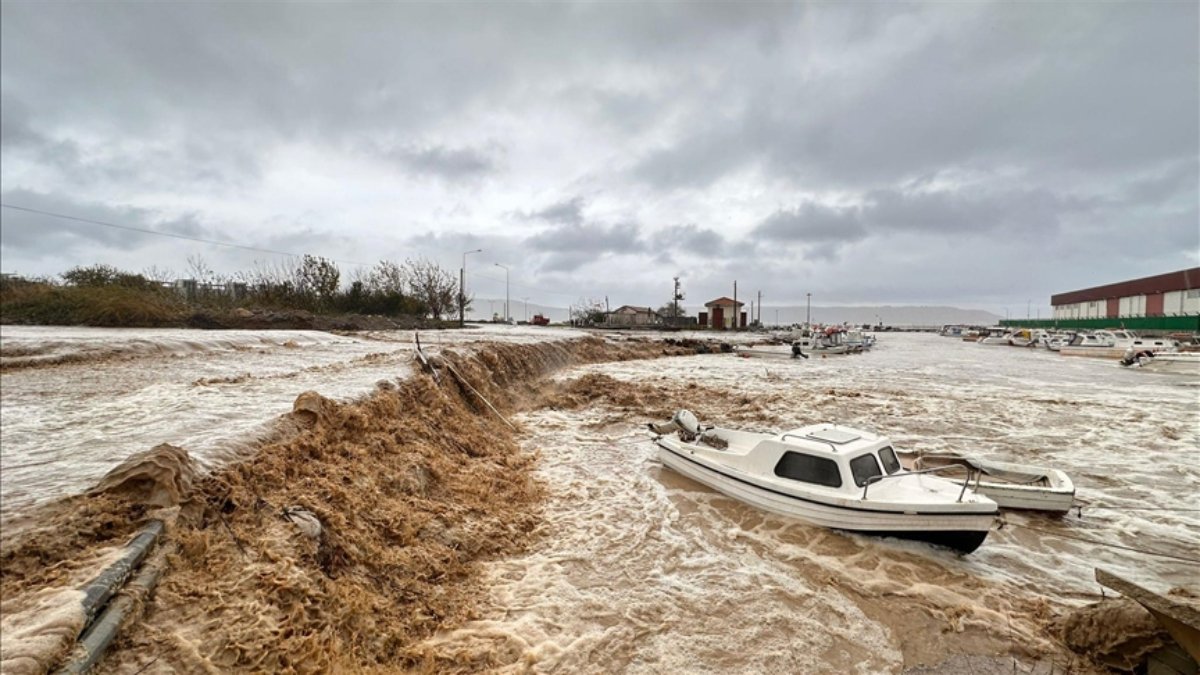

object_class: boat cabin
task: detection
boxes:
[728,424,906,493]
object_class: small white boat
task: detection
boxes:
[1121,351,1200,375]
[978,328,1012,345]
[649,411,998,553]
[1059,330,1138,358]
[1041,332,1075,351]
[899,453,1075,514]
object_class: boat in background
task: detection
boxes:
[1121,350,1200,374]
[978,328,1012,345]
[649,411,998,553]
[1059,330,1138,358]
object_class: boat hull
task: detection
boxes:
[657,444,994,554]
[972,481,1075,514]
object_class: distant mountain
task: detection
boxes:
[742,305,1004,328]
[469,298,1001,327]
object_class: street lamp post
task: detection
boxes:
[806,292,812,326]
[494,263,509,323]
[460,248,482,327]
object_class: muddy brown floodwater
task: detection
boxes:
[1,329,1196,673]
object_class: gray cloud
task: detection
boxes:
[524,221,644,256]
[523,197,587,226]
[369,142,499,181]
[0,1,1195,312]
[753,204,867,244]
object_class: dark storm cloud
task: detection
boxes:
[522,197,587,226]
[525,221,644,255]
[0,190,214,259]
[630,3,1197,190]
[651,224,726,255]
[0,1,1195,309]
[368,142,499,181]
[753,204,867,244]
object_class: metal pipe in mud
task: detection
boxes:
[58,548,171,675]
[78,520,164,626]
[439,358,517,430]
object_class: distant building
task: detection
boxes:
[606,305,661,326]
[1051,268,1200,319]
[700,297,746,330]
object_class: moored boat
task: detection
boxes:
[1059,330,1138,358]
[978,328,1012,345]
[898,452,1075,514]
[649,411,998,553]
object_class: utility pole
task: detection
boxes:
[672,276,681,325]
[806,292,812,326]
[757,290,762,326]
[460,248,482,327]
[733,280,738,330]
[494,263,509,323]
[523,297,530,322]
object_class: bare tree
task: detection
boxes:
[366,260,405,295]
[570,297,606,325]
[402,257,457,319]
[186,254,214,284]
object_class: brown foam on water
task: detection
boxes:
[88,444,196,509]
[1053,597,1168,672]
[0,336,681,672]
[0,546,124,675]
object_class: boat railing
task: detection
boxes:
[780,432,839,452]
[861,465,980,502]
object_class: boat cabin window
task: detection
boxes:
[850,454,883,487]
[774,452,842,488]
[878,446,901,474]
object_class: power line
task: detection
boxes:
[0,203,372,267]
[1,202,596,302]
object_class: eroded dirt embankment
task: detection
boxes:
[0,336,695,673]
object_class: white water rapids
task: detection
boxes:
[1,326,1196,671]
[0,324,578,524]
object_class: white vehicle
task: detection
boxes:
[649,411,998,553]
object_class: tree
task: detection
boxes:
[295,255,340,309]
[402,257,457,319]
[62,264,151,289]
[365,260,405,295]
[570,297,606,325]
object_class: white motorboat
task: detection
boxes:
[1041,331,1075,351]
[898,453,1075,514]
[649,411,998,553]
[1121,350,1200,375]
[792,327,860,356]
[978,328,1012,345]
[1008,329,1038,348]
[1059,330,1138,358]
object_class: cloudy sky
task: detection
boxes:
[2,1,1196,314]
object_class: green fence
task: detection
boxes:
[999,315,1200,332]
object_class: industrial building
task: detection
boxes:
[1004,267,1200,332]
[1051,267,1199,319]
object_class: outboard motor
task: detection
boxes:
[672,409,702,439]
[791,342,808,359]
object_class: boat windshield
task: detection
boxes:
[850,454,883,487]
[878,446,902,474]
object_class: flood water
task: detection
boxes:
[415,333,1199,672]
[0,324,578,523]
[1,327,1196,671]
